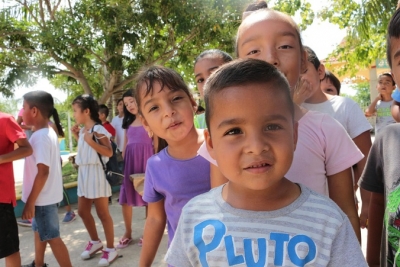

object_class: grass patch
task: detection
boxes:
[62,162,78,184]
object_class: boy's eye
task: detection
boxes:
[265,124,281,131]
[225,128,242,135]
[172,96,183,102]
[197,78,204,84]
[279,45,293,49]
[247,50,259,56]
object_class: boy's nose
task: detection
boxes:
[244,133,270,155]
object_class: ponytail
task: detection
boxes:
[52,108,65,137]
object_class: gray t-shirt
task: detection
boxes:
[359,124,400,267]
[375,100,396,134]
[166,184,366,267]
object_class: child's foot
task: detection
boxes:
[98,249,118,266]
[21,260,48,267]
[116,237,133,249]
[62,211,76,223]
[138,237,143,247]
[81,241,103,260]
[17,219,32,227]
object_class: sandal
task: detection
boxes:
[116,237,133,249]
[138,237,143,247]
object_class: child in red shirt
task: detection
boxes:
[99,104,116,138]
[0,112,32,267]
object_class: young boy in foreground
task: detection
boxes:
[165,59,366,266]
[359,8,400,267]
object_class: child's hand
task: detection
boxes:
[83,129,94,144]
[376,94,382,101]
[22,201,35,220]
[71,124,81,135]
[293,78,313,105]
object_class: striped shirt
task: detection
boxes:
[166,184,366,267]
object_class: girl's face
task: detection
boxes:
[237,12,306,90]
[138,82,197,143]
[123,96,138,115]
[194,57,226,98]
[72,103,88,125]
[320,78,338,95]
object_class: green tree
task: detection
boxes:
[0,0,314,102]
[343,82,371,109]
[320,0,398,74]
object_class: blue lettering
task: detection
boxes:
[225,236,245,265]
[244,238,266,266]
[287,235,316,267]
[270,233,290,266]
[194,220,226,267]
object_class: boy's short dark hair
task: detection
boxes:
[387,8,400,68]
[324,70,341,95]
[304,46,321,70]
[99,104,109,117]
[204,58,294,131]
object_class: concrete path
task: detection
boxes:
[1,194,168,267]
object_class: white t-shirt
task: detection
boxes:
[302,96,372,139]
[111,115,124,150]
[198,111,363,195]
[22,127,63,206]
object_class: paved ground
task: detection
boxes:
[1,195,168,267]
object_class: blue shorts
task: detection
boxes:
[32,204,60,241]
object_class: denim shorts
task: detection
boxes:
[32,204,60,241]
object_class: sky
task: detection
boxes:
[2,1,351,108]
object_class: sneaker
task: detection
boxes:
[62,211,76,223]
[98,249,118,266]
[17,219,32,227]
[81,241,103,260]
[21,260,48,267]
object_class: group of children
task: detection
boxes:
[2,1,400,267]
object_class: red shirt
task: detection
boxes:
[103,121,116,137]
[0,112,26,206]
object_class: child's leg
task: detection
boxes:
[94,197,115,248]
[33,204,72,267]
[5,251,21,267]
[62,187,72,213]
[33,231,47,266]
[78,197,100,241]
[0,203,21,267]
[47,237,72,267]
[121,204,133,239]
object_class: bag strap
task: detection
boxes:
[91,124,106,171]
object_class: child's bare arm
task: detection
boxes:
[84,131,112,157]
[139,199,167,267]
[0,138,32,164]
[22,163,49,220]
[328,168,361,243]
[122,130,127,159]
[366,192,384,267]
[210,163,228,188]
[391,101,400,122]
[365,95,381,117]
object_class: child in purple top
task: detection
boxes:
[134,65,211,266]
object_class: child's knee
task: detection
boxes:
[96,210,112,222]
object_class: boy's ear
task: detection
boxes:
[204,129,216,160]
[318,64,326,81]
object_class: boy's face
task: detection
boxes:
[301,61,325,96]
[117,100,124,115]
[390,37,400,86]
[22,100,34,126]
[98,112,106,122]
[205,83,298,192]
[320,78,338,95]
[377,75,395,95]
